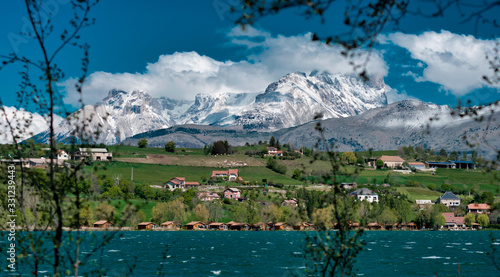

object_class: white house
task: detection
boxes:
[349,188,379,203]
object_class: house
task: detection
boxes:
[93,220,113,228]
[185,221,204,230]
[407,162,426,170]
[160,221,179,230]
[137,222,155,230]
[449,160,475,169]
[29,157,66,168]
[164,177,200,191]
[224,188,241,199]
[436,191,460,207]
[266,147,283,157]
[293,222,316,231]
[227,221,249,230]
[349,188,379,203]
[442,212,465,229]
[252,222,267,231]
[367,222,382,230]
[75,148,112,161]
[281,198,298,207]
[208,222,227,230]
[272,222,287,230]
[198,192,220,202]
[56,150,69,160]
[377,155,405,168]
[415,199,434,209]
[425,161,455,169]
[467,203,490,214]
[211,169,239,181]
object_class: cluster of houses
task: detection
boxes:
[373,155,476,170]
[0,148,113,169]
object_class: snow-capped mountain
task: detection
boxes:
[33,72,389,144]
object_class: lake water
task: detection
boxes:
[6,231,500,276]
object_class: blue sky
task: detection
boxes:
[0,0,499,114]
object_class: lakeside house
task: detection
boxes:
[137,222,155,230]
[349,188,379,203]
[377,155,405,168]
[467,203,490,214]
[198,192,220,202]
[367,222,382,230]
[436,191,460,208]
[208,222,227,230]
[160,221,179,230]
[227,221,250,230]
[252,222,267,231]
[74,148,112,161]
[266,147,283,157]
[442,212,465,229]
[164,177,200,191]
[185,221,204,230]
[293,222,316,231]
[93,220,113,228]
[224,188,241,199]
[211,169,239,181]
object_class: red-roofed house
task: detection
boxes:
[442,212,465,229]
[211,169,239,181]
[266,147,283,157]
[164,177,200,191]
[224,188,241,199]
[467,203,491,214]
[377,155,405,168]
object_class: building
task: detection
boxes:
[164,177,200,191]
[208,222,227,230]
[436,191,460,207]
[340,183,358,190]
[266,147,283,157]
[185,221,204,230]
[467,203,490,214]
[449,160,476,169]
[281,198,298,207]
[137,222,155,230]
[29,157,66,168]
[377,155,405,168]
[293,222,316,231]
[349,188,379,203]
[160,221,179,230]
[425,161,455,169]
[415,200,433,209]
[198,192,220,201]
[56,150,69,160]
[407,162,426,170]
[75,148,112,161]
[442,212,465,229]
[93,220,113,228]
[224,188,241,199]
[211,169,239,181]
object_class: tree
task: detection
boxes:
[376,159,384,169]
[464,213,476,227]
[269,136,276,147]
[95,202,117,222]
[380,208,398,226]
[292,168,302,180]
[194,203,209,222]
[165,141,176,153]
[138,138,148,148]
[477,214,490,228]
[341,151,357,164]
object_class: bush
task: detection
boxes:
[138,138,148,148]
[165,141,176,152]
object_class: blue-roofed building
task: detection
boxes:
[449,160,475,169]
[437,191,461,208]
[425,161,455,169]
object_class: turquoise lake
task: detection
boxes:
[6,231,500,276]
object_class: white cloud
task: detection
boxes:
[387,30,500,96]
[0,106,63,144]
[385,88,416,104]
[62,26,388,106]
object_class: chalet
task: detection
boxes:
[198,192,220,202]
[75,148,112,161]
[442,212,465,229]
[449,160,475,169]
[211,169,239,181]
[272,222,286,231]
[252,222,267,231]
[208,222,227,230]
[227,222,249,231]
[164,177,200,191]
[185,221,204,230]
[137,222,155,230]
[266,147,283,157]
[294,222,315,231]
[93,220,113,228]
[160,221,179,230]
[349,188,379,203]
[467,203,490,214]
[377,155,405,168]
[425,161,455,169]
[407,162,425,170]
[436,191,460,207]
[367,222,382,230]
[224,188,241,199]
[281,198,298,207]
